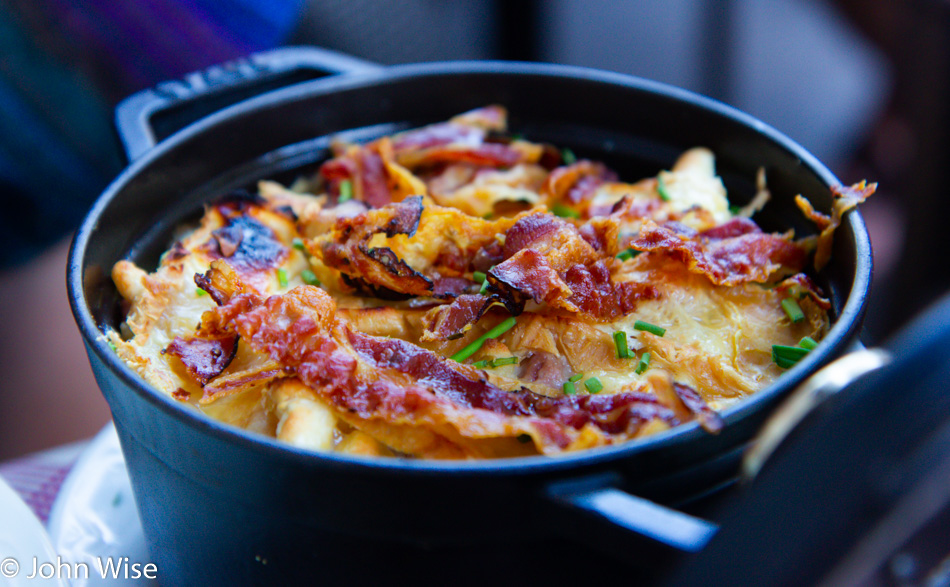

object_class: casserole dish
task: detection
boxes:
[67,47,872,583]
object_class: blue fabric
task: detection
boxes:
[0,0,306,267]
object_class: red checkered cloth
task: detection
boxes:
[0,442,87,524]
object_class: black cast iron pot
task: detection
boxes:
[67,47,872,585]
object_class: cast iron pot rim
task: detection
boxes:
[68,60,872,477]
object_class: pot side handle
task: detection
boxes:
[114,46,382,162]
[544,473,718,556]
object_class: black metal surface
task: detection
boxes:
[668,292,950,587]
[67,53,872,584]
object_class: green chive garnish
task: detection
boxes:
[107,339,118,352]
[338,179,353,202]
[799,336,818,350]
[277,268,288,288]
[636,352,651,375]
[729,205,741,215]
[490,356,519,368]
[196,288,207,297]
[551,204,580,219]
[563,381,577,395]
[292,237,305,251]
[451,316,518,363]
[479,279,490,294]
[562,148,577,165]
[616,248,640,261]
[473,271,487,284]
[568,373,583,383]
[657,174,671,201]
[473,360,489,369]
[613,331,630,359]
[584,377,603,394]
[781,298,805,323]
[634,320,666,337]
[301,269,320,286]
[772,344,809,368]
[483,212,493,220]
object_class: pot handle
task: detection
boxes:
[114,46,382,162]
[544,473,718,556]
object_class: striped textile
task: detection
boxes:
[0,441,86,523]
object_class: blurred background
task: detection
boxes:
[0,0,946,460]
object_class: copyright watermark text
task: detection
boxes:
[1,556,157,580]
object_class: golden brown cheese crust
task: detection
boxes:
[109,105,872,459]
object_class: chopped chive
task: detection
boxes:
[292,237,305,251]
[479,279,490,294]
[634,320,666,337]
[551,204,580,219]
[613,331,630,359]
[473,360,489,369]
[799,336,818,350]
[473,271,487,284]
[562,148,577,165]
[772,344,809,368]
[563,381,577,395]
[635,352,651,375]
[301,269,320,286]
[196,288,207,297]
[568,373,583,383]
[616,248,640,261]
[774,356,799,370]
[781,298,805,323]
[510,133,524,141]
[657,174,671,201]
[490,356,519,368]
[107,339,118,352]
[729,205,741,216]
[451,316,518,363]
[277,268,288,288]
[338,179,353,202]
[483,212,493,220]
[584,377,603,394]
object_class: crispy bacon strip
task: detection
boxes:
[775,273,832,310]
[320,143,392,208]
[487,213,656,319]
[164,336,238,385]
[389,105,522,170]
[795,181,876,271]
[562,261,658,320]
[630,219,807,286]
[543,160,618,209]
[197,278,684,456]
[317,196,433,297]
[312,197,520,299]
[421,294,496,341]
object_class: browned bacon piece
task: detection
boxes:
[795,181,876,270]
[630,219,807,286]
[673,382,724,434]
[199,281,684,456]
[562,261,658,320]
[775,273,832,310]
[421,294,495,341]
[313,198,520,300]
[486,213,655,319]
[165,335,238,385]
[318,196,434,298]
[320,143,392,208]
[543,160,618,209]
